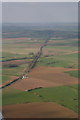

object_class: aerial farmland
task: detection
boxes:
[1,2,79,119]
[1,23,79,118]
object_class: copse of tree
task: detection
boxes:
[28,52,34,56]
[3,64,19,68]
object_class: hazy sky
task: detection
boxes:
[1,0,79,2]
[2,2,78,23]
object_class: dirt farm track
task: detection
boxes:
[11,66,78,91]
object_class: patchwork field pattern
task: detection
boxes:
[2,24,79,118]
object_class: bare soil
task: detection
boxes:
[11,66,78,91]
[3,60,30,66]
[2,102,78,118]
[43,47,78,56]
[3,37,31,40]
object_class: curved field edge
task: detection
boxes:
[64,70,80,78]
[2,85,78,113]
[2,52,78,84]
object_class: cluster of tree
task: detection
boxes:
[3,64,19,68]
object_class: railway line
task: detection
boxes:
[1,37,50,89]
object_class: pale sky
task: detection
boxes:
[2,2,78,23]
[0,3,2,23]
[0,0,79,2]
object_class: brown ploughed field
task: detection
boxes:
[3,102,78,118]
[11,66,78,91]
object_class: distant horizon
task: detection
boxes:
[2,2,78,23]
[2,22,78,24]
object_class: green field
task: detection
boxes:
[38,53,78,68]
[2,24,78,115]
[2,52,33,83]
[2,52,33,61]
[65,70,79,78]
[2,75,10,84]
[2,85,78,113]
[2,52,78,84]
[2,63,29,84]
